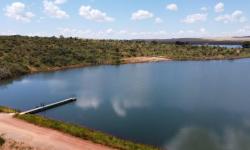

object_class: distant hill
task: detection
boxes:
[233,36,250,39]
[134,37,250,45]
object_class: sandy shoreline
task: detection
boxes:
[26,56,170,75]
[0,113,115,150]
[122,56,171,64]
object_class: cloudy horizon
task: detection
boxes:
[1,0,250,39]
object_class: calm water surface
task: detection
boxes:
[1,59,250,150]
[193,44,242,48]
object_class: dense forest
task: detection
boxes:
[0,35,250,81]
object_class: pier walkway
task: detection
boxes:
[20,97,77,115]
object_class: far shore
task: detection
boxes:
[23,56,250,76]
[1,35,250,82]
[2,56,250,83]
[122,56,171,64]
[26,56,171,75]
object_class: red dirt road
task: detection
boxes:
[0,113,115,150]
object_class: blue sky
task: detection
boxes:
[0,0,250,39]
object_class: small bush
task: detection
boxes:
[0,137,5,146]
[0,67,11,80]
[243,41,250,48]
[0,106,17,113]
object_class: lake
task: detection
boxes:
[1,59,250,150]
[192,44,242,49]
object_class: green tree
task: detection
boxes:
[242,41,250,48]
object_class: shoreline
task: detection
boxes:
[2,55,250,83]
[1,35,249,82]
[0,113,115,150]
[1,56,172,82]
[122,56,171,64]
[31,56,172,73]
[32,56,250,74]
[0,106,158,150]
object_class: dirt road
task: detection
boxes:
[0,113,115,150]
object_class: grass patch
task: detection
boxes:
[0,137,5,146]
[16,114,158,150]
[0,106,17,113]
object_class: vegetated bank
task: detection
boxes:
[16,114,158,150]
[0,106,7,147]
[0,106,17,113]
[243,41,250,48]
[1,35,250,81]
[0,106,157,150]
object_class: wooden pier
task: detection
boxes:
[20,98,77,115]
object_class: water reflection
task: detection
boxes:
[167,127,220,150]
[47,79,67,94]
[167,124,250,150]
[76,93,101,109]
[1,60,250,147]
[111,97,147,117]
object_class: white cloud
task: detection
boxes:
[0,30,16,36]
[54,0,67,4]
[215,10,247,23]
[57,27,170,39]
[5,2,35,22]
[175,28,209,38]
[43,0,69,19]
[237,26,250,34]
[215,2,224,13]
[57,27,91,37]
[182,13,207,24]
[178,30,184,34]
[201,7,208,12]
[105,28,114,34]
[200,28,206,33]
[166,3,178,11]
[79,5,114,22]
[155,17,163,24]
[118,30,128,35]
[131,10,154,21]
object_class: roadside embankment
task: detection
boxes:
[0,106,158,150]
[0,113,115,150]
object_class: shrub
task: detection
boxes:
[0,67,11,80]
[0,137,5,146]
[242,41,250,48]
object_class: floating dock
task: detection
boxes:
[20,97,77,115]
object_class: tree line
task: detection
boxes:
[0,35,249,81]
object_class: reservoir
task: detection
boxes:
[1,59,250,149]
[192,44,243,49]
